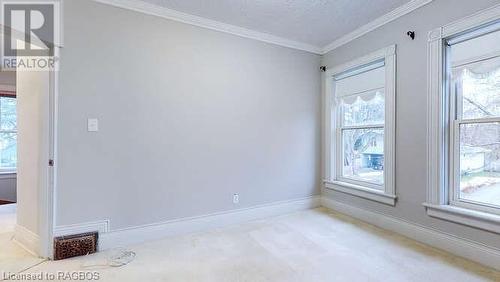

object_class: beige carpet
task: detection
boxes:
[0,204,16,233]
[5,207,498,282]
[0,204,46,279]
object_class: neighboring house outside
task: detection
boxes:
[361,145,384,171]
[460,145,489,174]
[357,133,384,171]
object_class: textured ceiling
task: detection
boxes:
[141,0,411,47]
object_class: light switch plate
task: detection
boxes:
[88,118,99,132]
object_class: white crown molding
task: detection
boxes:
[98,196,320,250]
[91,0,434,56]
[91,0,322,54]
[321,0,433,54]
[321,197,500,271]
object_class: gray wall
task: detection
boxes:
[0,176,16,202]
[56,1,321,229]
[322,0,500,248]
[0,71,15,86]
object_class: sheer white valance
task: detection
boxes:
[452,55,500,77]
[338,89,384,105]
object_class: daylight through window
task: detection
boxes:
[0,95,17,172]
[334,61,386,188]
[449,26,500,210]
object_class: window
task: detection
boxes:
[450,29,500,211]
[0,93,17,173]
[324,46,396,205]
[337,61,386,187]
[426,6,500,233]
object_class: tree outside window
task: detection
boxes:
[0,96,17,171]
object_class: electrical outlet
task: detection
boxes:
[233,194,239,204]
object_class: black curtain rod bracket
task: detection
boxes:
[407,31,416,40]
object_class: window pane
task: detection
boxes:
[342,91,385,126]
[342,128,384,185]
[0,132,17,169]
[459,122,500,207]
[0,97,17,131]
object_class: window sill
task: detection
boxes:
[423,203,500,234]
[0,172,16,179]
[324,180,396,206]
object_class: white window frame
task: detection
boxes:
[323,45,397,206]
[425,4,500,233]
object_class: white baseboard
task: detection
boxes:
[54,220,110,237]
[91,196,319,250]
[321,197,500,271]
[13,224,40,256]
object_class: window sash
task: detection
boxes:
[334,67,387,188]
[448,46,500,213]
[449,119,500,215]
[336,77,385,188]
[340,124,384,130]
[335,124,385,189]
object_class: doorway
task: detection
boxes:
[0,57,56,261]
[0,68,49,271]
[0,70,17,233]
[0,9,58,261]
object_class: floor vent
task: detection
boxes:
[54,232,98,260]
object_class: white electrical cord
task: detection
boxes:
[81,249,136,269]
[108,250,136,267]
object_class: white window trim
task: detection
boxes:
[323,45,397,206]
[426,4,500,233]
[0,171,16,179]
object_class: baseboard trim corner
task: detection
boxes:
[96,195,320,250]
[13,224,40,257]
[321,196,500,271]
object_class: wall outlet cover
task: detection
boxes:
[87,118,99,132]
